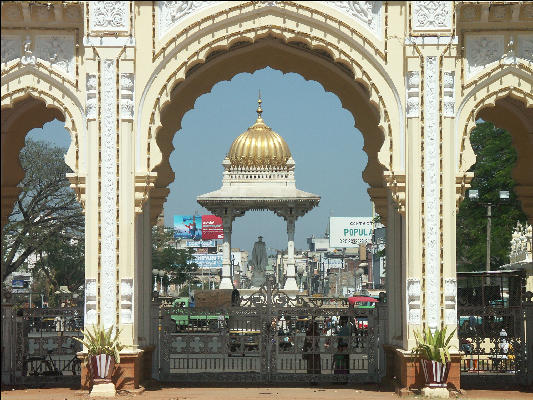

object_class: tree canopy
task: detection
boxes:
[2,140,84,283]
[152,226,199,287]
[456,122,527,272]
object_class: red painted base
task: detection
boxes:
[384,345,461,391]
[78,347,153,391]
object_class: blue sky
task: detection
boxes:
[27,67,371,253]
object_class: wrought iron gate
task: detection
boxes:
[153,277,384,383]
[457,271,528,386]
[13,306,83,386]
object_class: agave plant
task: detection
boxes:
[74,325,124,363]
[413,326,456,364]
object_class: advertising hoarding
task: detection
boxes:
[202,215,224,240]
[192,254,223,269]
[329,217,373,248]
[185,240,216,248]
[174,215,202,239]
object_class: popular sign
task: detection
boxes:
[329,217,373,248]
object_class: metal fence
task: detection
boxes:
[8,306,84,386]
[152,277,386,384]
[457,271,529,386]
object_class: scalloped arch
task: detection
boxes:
[1,69,87,211]
[456,74,533,220]
[137,10,402,221]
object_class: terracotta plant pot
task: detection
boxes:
[420,359,450,387]
[89,354,115,382]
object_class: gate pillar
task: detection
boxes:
[384,35,461,391]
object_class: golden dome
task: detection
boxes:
[228,98,291,167]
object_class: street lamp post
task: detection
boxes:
[468,189,510,272]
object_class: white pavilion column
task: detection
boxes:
[284,216,298,290]
[220,216,234,289]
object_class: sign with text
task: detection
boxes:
[192,254,223,269]
[329,217,373,248]
[202,215,224,240]
[185,240,216,248]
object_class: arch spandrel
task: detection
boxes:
[1,70,87,210]
[136,4,404,222]
[455,70,533,220]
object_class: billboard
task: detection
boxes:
[185,239,216,248]
[174,215,202,239]
[329,217,373,248]
[192,254,223,269]
[202,215,224,240]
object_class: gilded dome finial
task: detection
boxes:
[257,90,263,118]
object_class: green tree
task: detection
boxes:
[2,140,84,282]
[35,233,85,295]
[456,122,527,272]
[152,226,199,287]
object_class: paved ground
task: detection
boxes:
[2,386,532,400]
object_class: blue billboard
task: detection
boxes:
[174,215,202,239]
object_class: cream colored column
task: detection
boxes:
[284,216,298,290]
[220,215,233,289]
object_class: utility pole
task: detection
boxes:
[486,204,492,272]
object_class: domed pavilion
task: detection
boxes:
[197,97,320,290]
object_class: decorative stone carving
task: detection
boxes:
[86,74,97,119]
[444,278,457,325]
[407,278,421,324]
[120,279,133,324]
[328,1,382,37]
[406,71,420,118]
[100,59,118,329]
[412,1,452,31]
[517,34,533,63]
[1,36,21,66]
[502,35,517,65]
[461,5,477,21]
[442,71,454,117]
[4,3,22,20]
[89,1,130,32]
[65,6,81,22]
[120,73,134,120]
[465,35,505,79]
[510,222,532,264]
[490,5,507,21]
[85,279,97,325]
[35,6,51,22]
[35,35,75,78]
[21,36,36,65]
[158,1,217,39]
[424,56,440,330]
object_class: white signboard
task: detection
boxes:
[329,217,373,248]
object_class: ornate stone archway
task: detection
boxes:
[2,1,533,390]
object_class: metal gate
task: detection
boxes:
[457,271,528,386]
[12,306,83,386]
[153,277,385,383]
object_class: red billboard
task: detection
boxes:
[201,215,224,240]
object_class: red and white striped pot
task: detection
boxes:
[89,354,115,382]
[420,359,450,388]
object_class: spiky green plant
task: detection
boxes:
[74,325,124,363]
[413,326,456,364]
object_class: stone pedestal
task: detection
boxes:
[79,350,146,391]
[90,383,116,398]
[384,346,461,392]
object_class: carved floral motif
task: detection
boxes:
[466,35,505,79]
[406,71,420,118]
[1,36,21,65]
[89,1,130,32]
[120,73,134,120]
[100,59,118,329]
[442,71,454,117]
[412,1,452,30]
[444,278,457,325]
[86,74,97,119]
[424,56,440,330]
[35,35,75,78]
[328,1,382,37]
[407,278,421,324]
[158,1,216,39]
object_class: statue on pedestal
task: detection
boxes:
[251,236,268,288]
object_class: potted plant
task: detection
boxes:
[74,325,124,383]
[413,326,456,387]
